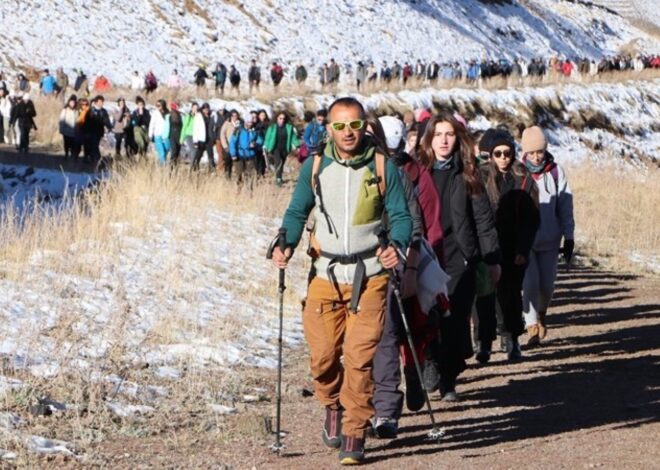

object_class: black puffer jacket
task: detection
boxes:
[431,158,500,269]
[481,164,540,262]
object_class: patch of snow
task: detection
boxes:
[27,435,76,457]
[208,404,237,415]
[106,402,156,418]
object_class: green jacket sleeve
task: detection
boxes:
[264,124,275,153]
[289,124,300,151]
[383,159,412,250]
[281,157,316,248]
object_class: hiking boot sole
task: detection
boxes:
[340,456,364,465]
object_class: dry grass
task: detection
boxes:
[569,162,660,274]
[0,163,300,463]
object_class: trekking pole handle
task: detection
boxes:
[377,231,389,252]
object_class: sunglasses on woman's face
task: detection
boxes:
[492,149,512,159]
[330,119,365,132]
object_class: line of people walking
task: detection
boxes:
[270,97,575,464]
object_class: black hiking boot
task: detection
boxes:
[339,435,365,465]
[322,406,342,449]
[404,365,425,412]
[476,340,492,364]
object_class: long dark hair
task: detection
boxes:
[483,157,537,204]
[418,112,482,195]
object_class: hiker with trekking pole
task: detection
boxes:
[268,97,412,465]
[367,116,449,440]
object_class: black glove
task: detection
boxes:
[562,239,575,263]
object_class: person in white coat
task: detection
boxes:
[520,126,575,347]
[59,94,79,158]
[130,71,144,91]
[148,99,171,164]
[0,87,13,144]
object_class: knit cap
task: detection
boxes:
[521,126,547,154]
[486,129,515,155]
[477,128,498,153]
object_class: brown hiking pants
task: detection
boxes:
[303,274,388,438]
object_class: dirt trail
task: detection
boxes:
[84,263,660,469]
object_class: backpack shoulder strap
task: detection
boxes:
[375,152,387,197]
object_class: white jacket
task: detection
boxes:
[0,96,12,119]
[148,111,170,140]
[192,113,206,143]
[59,107,78,137]
[130,75,144,90]
[532,162,575,251]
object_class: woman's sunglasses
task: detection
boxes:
[330,120,365,131]
[492,149,513,159]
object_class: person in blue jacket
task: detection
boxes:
[40,69,57,96]
[303,109,327,158]
[229,116,263,185]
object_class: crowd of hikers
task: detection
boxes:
[0,52,656,103]
[269,96,575,465]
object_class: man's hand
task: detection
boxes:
[377,246,399,270]
[514,254,527,266]
[562,239,575,264]
[271,246,292,270]
[488,264,502,284]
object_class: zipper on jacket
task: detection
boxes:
[344,165,350,284]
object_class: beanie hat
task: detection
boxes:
[521,126,547,154]
[169,102,178,111]
[414,108,432,123]
[478,128,498,153]
[486,129,515,155]
[378,116,406,150]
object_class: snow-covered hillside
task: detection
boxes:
[0,0,658,84]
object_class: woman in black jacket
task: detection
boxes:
[417,113,501,400]
[480,129,540,360]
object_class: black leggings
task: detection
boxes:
[192,142,214,171]
[497,262,527,339]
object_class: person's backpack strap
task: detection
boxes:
[550,164,560,218]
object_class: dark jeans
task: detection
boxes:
[373,286,404,420]
[192,142,214,171]
[234,158,255,184]
[428,265,476,389]
[83,135,102,162]
[223,148,233,179]
[63,135,80,158]
[170,138,182,166]
[254,148,266,176]
[18,126,30,152]
[497,262,527,339]
[273,148,286,181]
[114,132,126,156]
[476,292,497,344]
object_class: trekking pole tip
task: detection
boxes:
[427,427,446,441]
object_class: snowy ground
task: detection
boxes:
[0,0,658,84]
[0,164,99,211]
[0,174,308,459]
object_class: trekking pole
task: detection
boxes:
[378,232,445,441]
[271,228,287,453]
